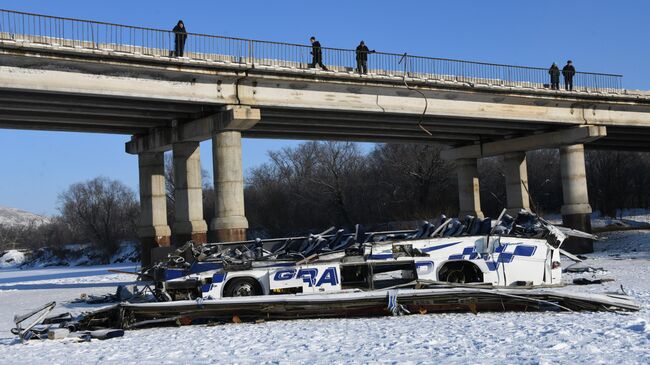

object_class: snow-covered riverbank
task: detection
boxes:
[0,231,648,364]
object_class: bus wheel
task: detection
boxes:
[223,278,262,297]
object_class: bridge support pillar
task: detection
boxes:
[503,152,530,214]
[209,106,260,242]
[456,158,484,218]
[210,131,248,242]
[172,141,208,245]
[560,144,593,253]
[137,152,171,266]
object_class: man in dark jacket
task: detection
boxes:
[355,41,375,75]
[562,60,576,91]
[309,37,328,71]
[548,62,560,90]
[173,20,187,57]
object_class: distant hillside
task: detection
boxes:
[0,206,50,227]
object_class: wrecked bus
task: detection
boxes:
[150,211,585,301]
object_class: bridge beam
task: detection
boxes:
[560,144,593,253]
[137,152,171,266]
[440,125,607,160]
[503,152,530,214]
[209,106,261,242]
[172,141,208,245]
[125,106,261,154]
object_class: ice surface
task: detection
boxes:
[0,232,649,364]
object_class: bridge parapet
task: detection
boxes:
[0,8,624,94]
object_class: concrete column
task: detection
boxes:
[210,130,248,242]
[503,152,530,214]
[560,144,593,253]
[456,158,484,218]
[172,141,208,245]
[137,152,171,266]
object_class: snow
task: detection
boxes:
[0,232,649,364]
[0,206,49,227]
[11,242,140,268]
[544,209,650,229]
[0,250,26,269]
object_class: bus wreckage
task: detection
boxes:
[10,211,641,341]
[150,211,585,301]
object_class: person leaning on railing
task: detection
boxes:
[548,62,560,90]
[355,41,376,75]
[173,20,187,57]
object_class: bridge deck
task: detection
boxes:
[1,9,649,151]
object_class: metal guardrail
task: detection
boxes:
[0,9,624,92]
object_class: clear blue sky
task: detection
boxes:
[0,0,646,215]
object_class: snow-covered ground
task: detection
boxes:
[544,209,650,229]
[0,250,26,269]
[0,243,139,269]
[0,231,649,364]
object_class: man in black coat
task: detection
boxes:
[562,60,576,91]
[355,41,375,75]
[309,37,328,71]
[548,62,560,90]
[173,20,187,57]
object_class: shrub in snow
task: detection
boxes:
[0,250,26,269]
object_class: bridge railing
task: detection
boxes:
[0,9,624,93]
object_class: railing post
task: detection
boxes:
[90,22,95,49]
[248,40,254,67]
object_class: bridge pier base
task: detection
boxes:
[172,141,208,245]
[456,158,484,218]
[137,152,171,266]
[560,144,593,253]
[503,152,530,214]
[209,130,248,242]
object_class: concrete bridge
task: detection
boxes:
[2,9,650,262]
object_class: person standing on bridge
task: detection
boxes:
[549,62,560,90]
[309,37,328,71]
[355,41,375,75]
[562,60,576,91]
[173,20,187,57]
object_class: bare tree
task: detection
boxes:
[586,150,649,217]
[478,157,506,217]
[368,144,457,219]
[58,177,138,258]
[245,142,458,236]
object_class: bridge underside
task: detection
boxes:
[1,90,649,151]
[1,41,650,150]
